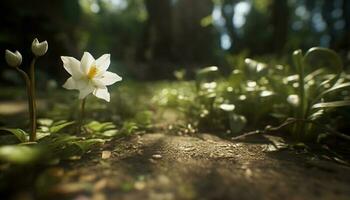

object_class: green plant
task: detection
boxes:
[289,47,350,141]
[4,38,48,141]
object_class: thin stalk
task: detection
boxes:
[78,98,86,134]
[293,50,306,140]
[15,68,34,140]
[29,58,37,141]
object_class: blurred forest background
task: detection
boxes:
[1,0,350,84]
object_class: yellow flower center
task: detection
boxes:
[87,65,98,79]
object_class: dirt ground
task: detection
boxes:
[33,132,350,200]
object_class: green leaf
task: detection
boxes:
[312,100,350,109]
[73,139,105,153]
[0,128,28,143]
[37,118,54,127]
[197,66,219,75]
[38,134,79,149]
[304,68,326,82]
[318,82,350,98]
[308,109,324,120]
[0,145,41,164]
[100,130,118,137]
[304,47,343,73]
[85,121,115,132]
[49,121,75,133]
[120,122,139,136]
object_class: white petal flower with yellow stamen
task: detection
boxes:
[61,52,122,102]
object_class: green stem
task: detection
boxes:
[293,50,306,140]
[16,68,34,140]
[29,58,37,141]
[78,98,86,134]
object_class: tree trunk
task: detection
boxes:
[270,0,289,54]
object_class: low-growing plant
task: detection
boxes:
[153,47,350,144]
[5,38,48,141]
[286,47,350,141]
[0,39,130,192]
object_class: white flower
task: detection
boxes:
[31,38,48,56]
[61,52,122,102]
[5,50,22,67]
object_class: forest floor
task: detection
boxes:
[1,93,350,200]
[37,132,350,200]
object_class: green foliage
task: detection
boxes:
[0,128,28,143]
[0,145,42,165]
[85,121,118,138]
[289,47,350,141]
[153,47,350,143]
[0,47,349,195]
[49,121,75,134]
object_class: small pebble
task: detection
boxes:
[101,151,111,159]
[134,181,146,190]
[152,154,162,159]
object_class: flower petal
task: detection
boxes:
[93,87,110,102]
[62,77,76,90]
[95,54,110,72]
[97,71,122,86]
[74,78,89,90]
[61,56,82,78]
[80,52,95,74]
[78,85,94,99]
[91,79,106,88]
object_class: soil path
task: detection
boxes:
[47,133,350,200]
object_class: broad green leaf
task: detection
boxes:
[49,121,75,133]
[120,122,139,135]
[0,128,28,143]
[73,139,105,153]
[38,134,79,148]
[312,100,350,109]
[100,130,118,137]
[0,145,41,164]
[37,118,54,126]
[36,132,51,140]
[85,121,116,132]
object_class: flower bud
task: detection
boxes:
[5,50,22,67]
[31,38,48,56]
